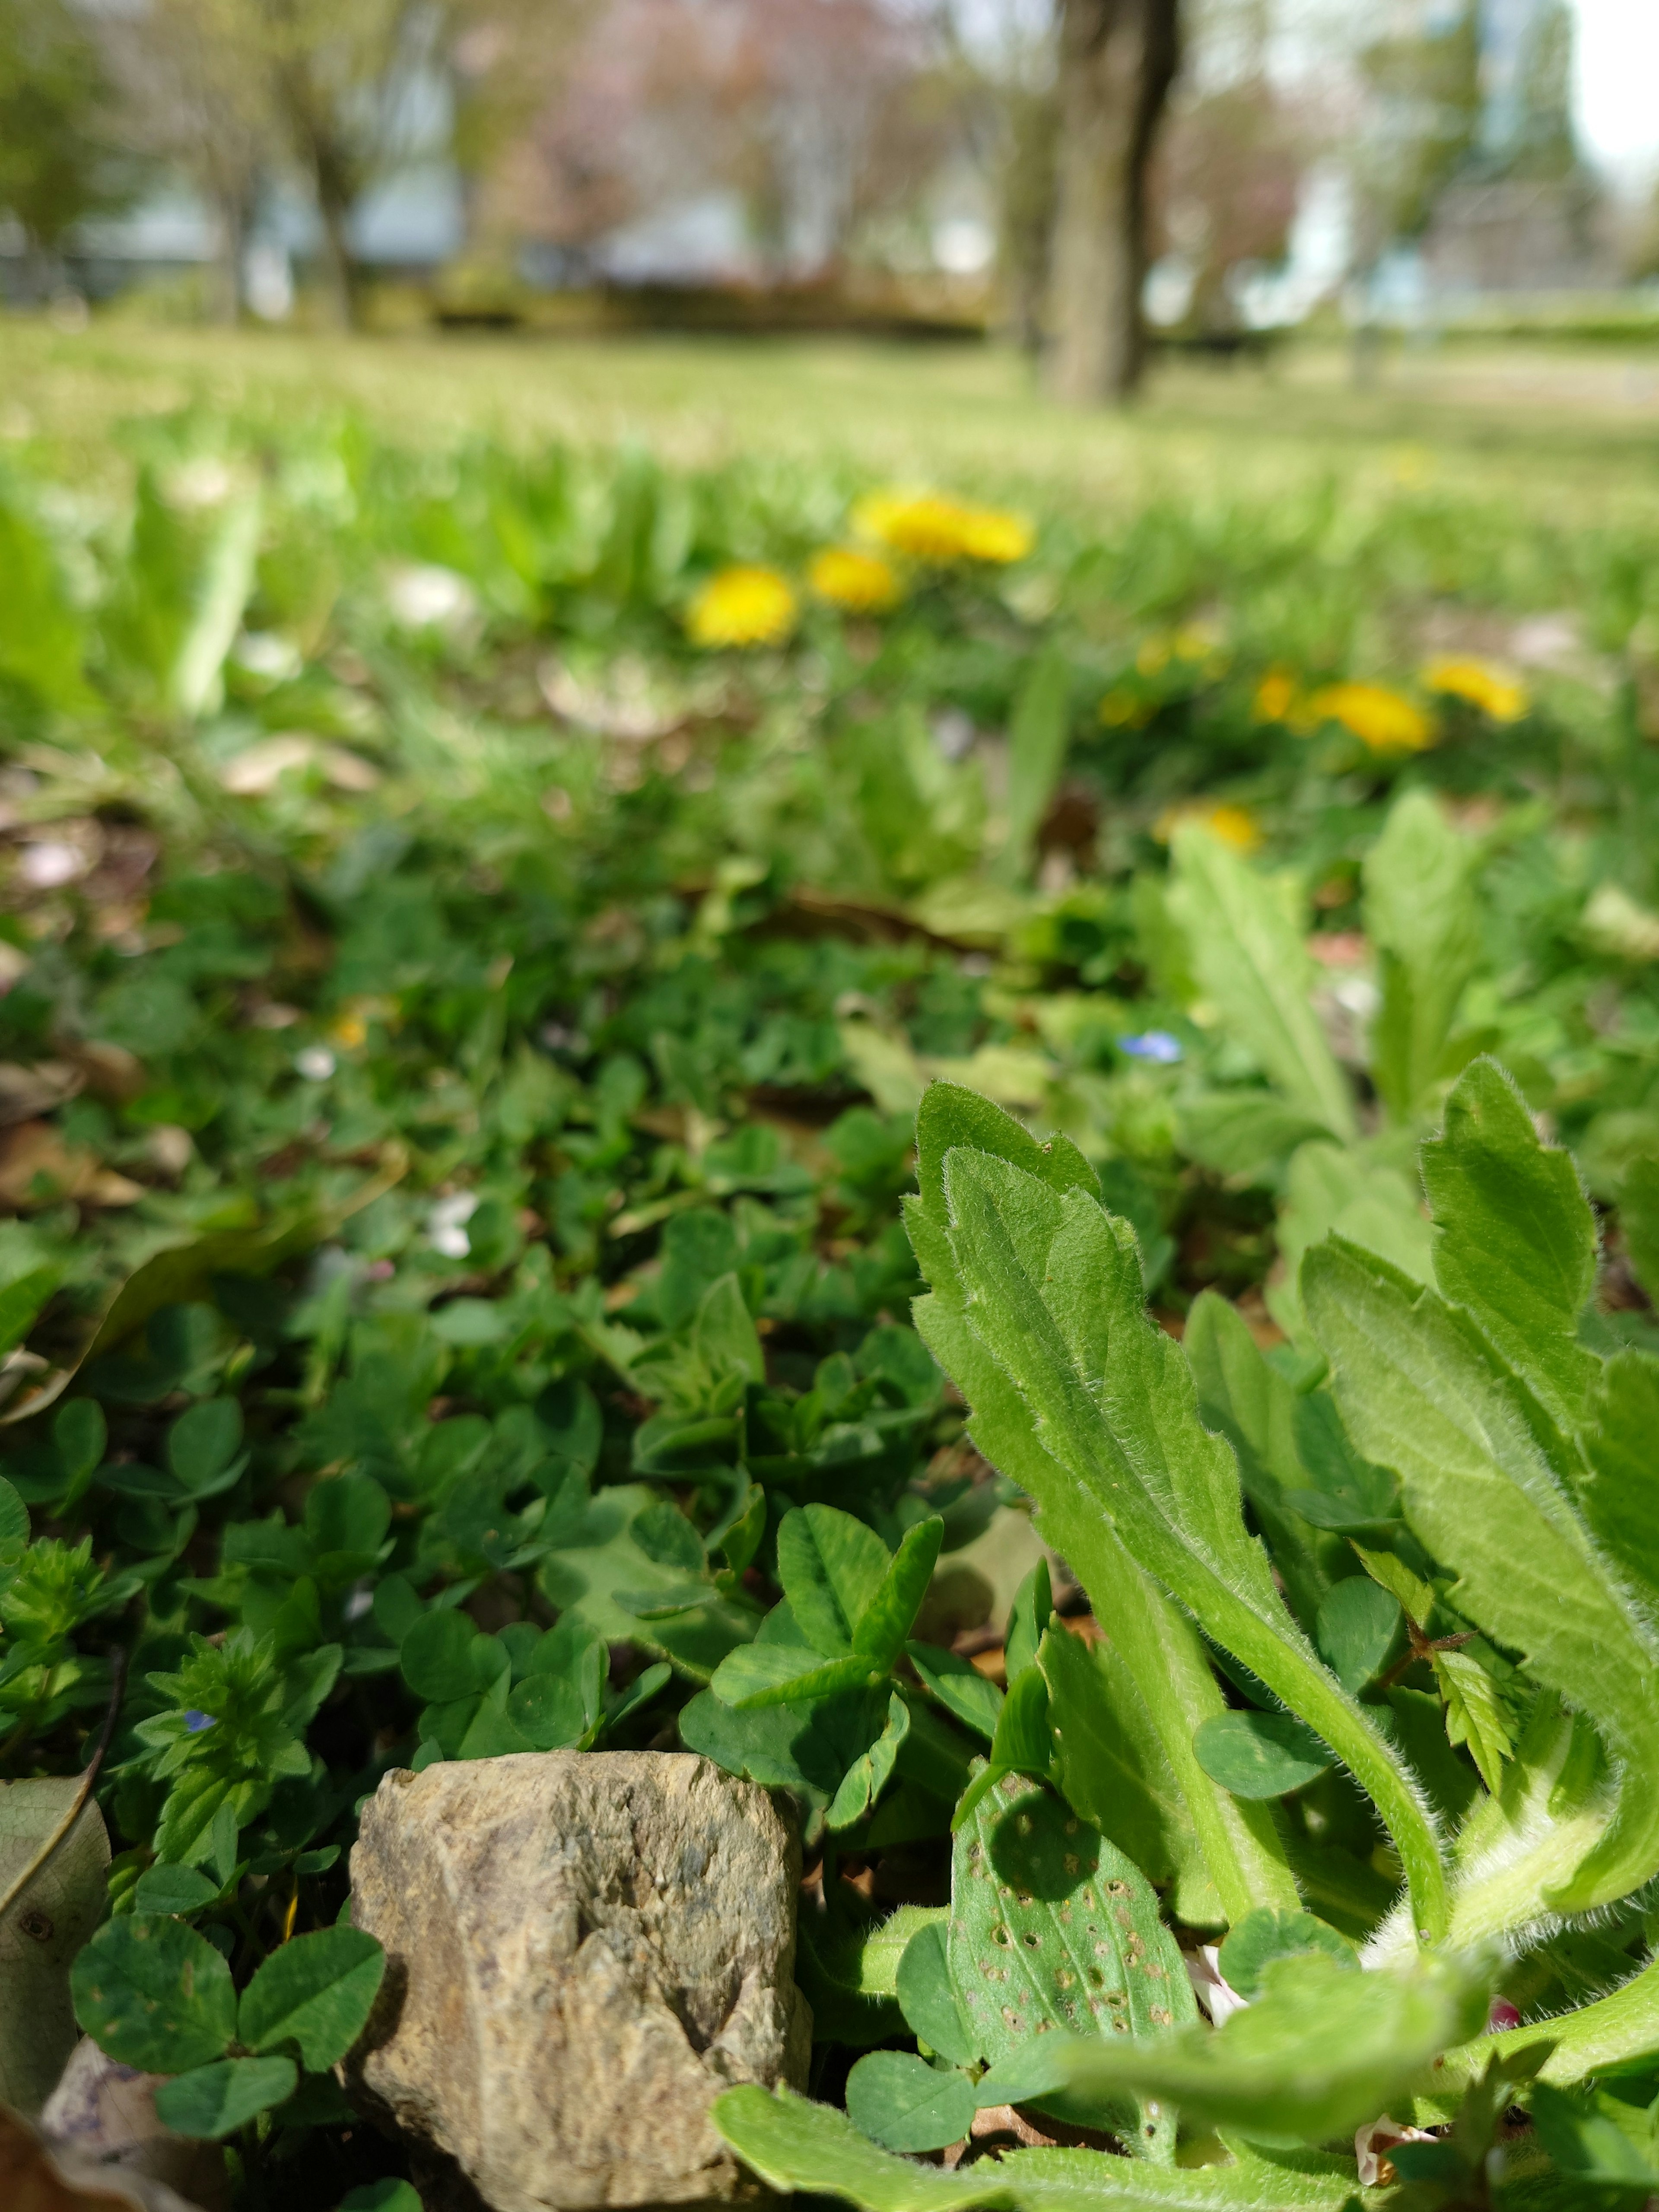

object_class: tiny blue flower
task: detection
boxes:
[183,1709,216,1733]
[1116,1030,1183,1065]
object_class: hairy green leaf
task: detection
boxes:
[1064,1948,1487,2144]
[1167,825,1355,1141]
[927,1131,1444,1939]
[1420,1058,1600,1432]
[1363,789,1484,1123]
[1305,1236,1659,1919]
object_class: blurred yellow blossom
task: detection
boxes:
[1307,681,1434,753]
[1154,799,1262,853]
[1099,687,1153,728]
[808,546,902,611]
[853,489,1033,565]
[686,566,798,648]
[1421,657,1528,722]
[1253,668,1298,722]
[1138,625,1221,678]
[330,1012,368,1050]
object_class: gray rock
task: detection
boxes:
[346,1751,810,2212]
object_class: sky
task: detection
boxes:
[1572,0,1659,187]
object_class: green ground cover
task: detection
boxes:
[4,330,1659,2207]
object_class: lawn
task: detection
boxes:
[5,317,1659,2207]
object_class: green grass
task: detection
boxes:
[5,318,1659,529]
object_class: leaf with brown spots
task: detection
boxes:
[946,1772,1194,2164]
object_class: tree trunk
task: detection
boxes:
[312,191,358,329]
[1046,0,1180,405]
[207,189,245,325]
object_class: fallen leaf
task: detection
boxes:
[0,1780,111,2117]
[0,1125,143,1213]
[0,2101,210,2212]
[40,2040,225,2210]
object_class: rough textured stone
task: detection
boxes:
[347,1751,810,2212]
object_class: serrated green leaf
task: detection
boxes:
[538,1482,754,1682]
[845,2050,976,2154]
[1579,1349,1659,1614]
[779,1504,893,1657]
[238,1925,385,2071]
[1184,1292,1340,1631]
[1003,1560,1052,1685]
[1364,788,1484,1123]
[1269,1139,1433,1341]
[71,1913,236,2074]
[1063,1948,1487,2144]
[952,1665,1054,1828]
[153,2054,298,2139]
[908,1089,1298,1928]
[927,1135,1443,1940]
[828,1691,910,1830]
[1167,825,1355,1141]
[1421,1058,1600,1432]
[1305,1234,1659,1920]
[855,1518,944,1669]
[949,1773,1194,2159]
[1431,1648,1516,1794]
[1037,1624,1211,1920]
[710,1644,878,1710]
[906,1642,1004,1742]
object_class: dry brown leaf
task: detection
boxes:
[0,2102,210,2212]
[0,1065,85,1129]
[0,1781,109,2117]
[0,1125,143,1212]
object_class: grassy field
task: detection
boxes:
[4,317,1659,527]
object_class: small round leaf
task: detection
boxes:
[895,1920,977,2067]
[132,1863,220,1917]
[399,1607,480,1701]
[1192,1711,1332,1799]
[153,2055,297,2139]
[1316,1578,1402,1696]
[844,2050,976,2154]
[71,1915,236,2074]
[168,1398,244,1491]
[1217,1908,1358,2000]
[238,1925,386,2071]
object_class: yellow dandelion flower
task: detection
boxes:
[1421,657,1528,723]
[329,1012,368,1050]
[807,546,902,612]
[852,489,1033,565]
[1253,668,1298,723]
[686,565,798,649]
[1307,680,1435,753]
[1153,799,1262,854]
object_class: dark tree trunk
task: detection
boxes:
[1047,0,1180,404]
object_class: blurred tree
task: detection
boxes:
[250,0,456,327]
[1150,70,1303,336]
[1352,1,1480,259]
[1047,0,1182,403]
[0,0,136,299]
[106,0,277,323]
[496,0,944,286]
